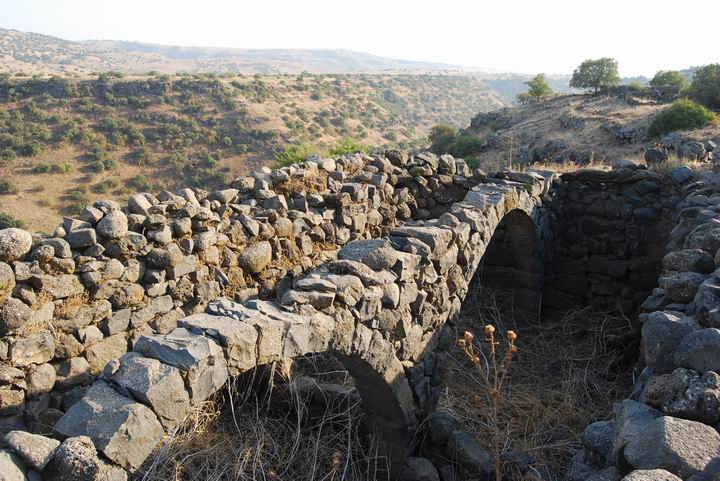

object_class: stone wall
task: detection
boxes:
[0,149,518,480]
[566,169,720,481]
[543,168,684,313]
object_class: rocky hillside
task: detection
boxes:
[458,87,720,170]
[0,74,506,232]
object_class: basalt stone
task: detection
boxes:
[624,416,720,479]
[178,313,258,374]
[66,229,97,249]
[0,449,27,481]
[621,470,682,481]
[133,328,228,403]
[0,228,32,263]
[9,331,55,367]
[658,272,706,303]
[105,352,191,430]
[641,368,720,424]
[338,239,399,270]
[96,210,128,239]
[400,457,440,481]
[641,311,698,374]
[662,249,714,274]
[0,298,32,334]
[674,328,720,372]
[445,430,492,474]
[238,241,272,274]
[3,430,60,471]
[54,381,164,471]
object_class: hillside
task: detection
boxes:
[452,88,720,170]
[0,28,471,76]
[0,73,507,231]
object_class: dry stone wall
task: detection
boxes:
[543,168,684,313]
[566,169,720,481]
[2,148,719,481]
[2,149,537,480]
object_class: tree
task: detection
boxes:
[689,64,720,110]
[570,58,620,93]
[428,124,457,154]
[649,70,688,92]
[520,74,553,102]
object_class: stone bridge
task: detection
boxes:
[3,151,718,481]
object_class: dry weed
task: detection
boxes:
[440,285,634,480]
[274,170,329,197]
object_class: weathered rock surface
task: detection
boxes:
[53,381,164,470]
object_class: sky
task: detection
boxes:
[2,0,718,77]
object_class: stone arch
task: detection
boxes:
[476,208,545,316]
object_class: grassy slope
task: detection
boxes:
[0,74,507,232]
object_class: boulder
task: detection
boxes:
[105,352,191,429]
[621,470,682,481]
[9,331,55,366]
[66,229,97,249]
[658,272,706,303]
[582,420,615,466]
[133,328,228,403]
[611,399,661,463]
[641,368,720,425]
[0,228,32,263]
[624,416,720,478]
[53,381,164,470]
[3,430,60,471]
[178,313,258,374]
[25,363,56,397]
[674,328,720,372]
[641,311,698,374]
[338,239,399,270]
[84,333,128,375]
[0,298,32,334]
[662,250,713,274]
[95,211,128,239]
[237,241,272,274]
[444,430,492,474]
[52,435,128,481]
[0,262,15,300]
[0,448,27,481]
[400,457,440,481]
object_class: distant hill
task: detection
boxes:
[0,28,484,75]
[0,73,508,231]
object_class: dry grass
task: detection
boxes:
[273,170,330,197]
[438,286,635,480]
[133,356,386,481]
[518,159,613,174]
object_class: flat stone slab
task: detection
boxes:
[3,430,60,471]
[54,380,164,471]
[133,328,228,403]
[178,313,258,374]
[105,352,191,430]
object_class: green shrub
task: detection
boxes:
[0,179,19,195]
[66,187,90,213]
[448,135,484,158]
[273,142,320,167]
[0,212,24,229]
[328,138,367,156]
[92,178,119,194]
[648,99,717,137]
[428,124,458,154]
[127,174,153,192]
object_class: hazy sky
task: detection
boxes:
[3,0,717,76]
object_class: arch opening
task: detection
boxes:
[477,209,545,318]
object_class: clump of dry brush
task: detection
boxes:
[443,287,636,481]
[132,356,383,481]
[457,326,518,481]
